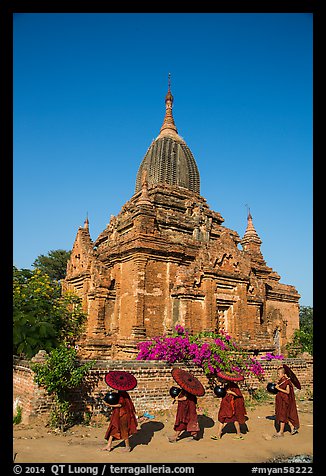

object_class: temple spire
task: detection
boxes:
[241,209,263,256]
[241,209,281,280]
[159,73,178,136]
[83,213,89,231]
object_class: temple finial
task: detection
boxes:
[159,73,178,135]
[245,204,252,220]
[84,212,89,230]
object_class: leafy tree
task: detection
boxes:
[286,306,313,357]
[299,306,313,334]
[14,268,33,282]
[55,290,88,345]
[31,346,94,431]
[33,249,71,281]
[13,267,87,358]
[13,267,60,357]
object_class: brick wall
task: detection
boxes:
[13,360,53,423]
[13,357,313,423]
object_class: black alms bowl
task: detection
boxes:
[104,391,120,405]
[213,385,227,398]
[169,386,181,398]
[266,382,278,394]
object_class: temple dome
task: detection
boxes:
[135,81,200,194]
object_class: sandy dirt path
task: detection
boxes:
[13,401,313,464]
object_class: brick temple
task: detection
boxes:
[62,82,300,360]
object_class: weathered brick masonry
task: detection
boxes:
[13,359,53,423]
[62,84,301,360]
[13,357,313,423]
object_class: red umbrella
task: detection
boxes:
[105,371,137,391]
[171,368,205,396]
[283,364,301,390]
[216,369,244,382]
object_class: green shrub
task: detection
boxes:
[31,345,94,431]
[251,387,272,403]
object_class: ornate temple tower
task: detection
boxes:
[62,80,300,359]
[135,80,200,194]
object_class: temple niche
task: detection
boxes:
[62,81,300,360]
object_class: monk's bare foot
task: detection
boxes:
[273,433,284,438]
[100,446,113,451]
[137,416,147,424]
[168,436,178,443]
[291,428,299,435]
[121,447,131,452]
[211,434,221,440]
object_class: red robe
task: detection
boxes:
[104,391,138,441]
[174,391,200,434]
[275,376,300,428]
[218,382,247,424]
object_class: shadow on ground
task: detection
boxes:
[130,421,165,450]
[197,414,215,440]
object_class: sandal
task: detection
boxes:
[272,433,284,438]
[233,435,244,440]
[211,435,221,440]
[291,429,299,435]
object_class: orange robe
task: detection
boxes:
[218,382,247,424]
[174,391,200,434]
[275,376,300,428]
[104,391,138,441]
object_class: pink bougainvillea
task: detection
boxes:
[136,325,266,381]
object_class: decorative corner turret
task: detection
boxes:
[64,216,94,279]
[136,170,153,206]
[241,210,263,257]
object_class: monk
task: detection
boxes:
[273,366,300,437]
[211,381,247,440]
[101,390,138,452]
[168,389,200,442]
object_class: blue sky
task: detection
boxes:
[13,13,313,306]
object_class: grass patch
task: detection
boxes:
[244,387,274,409]
[13,405,22,425]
